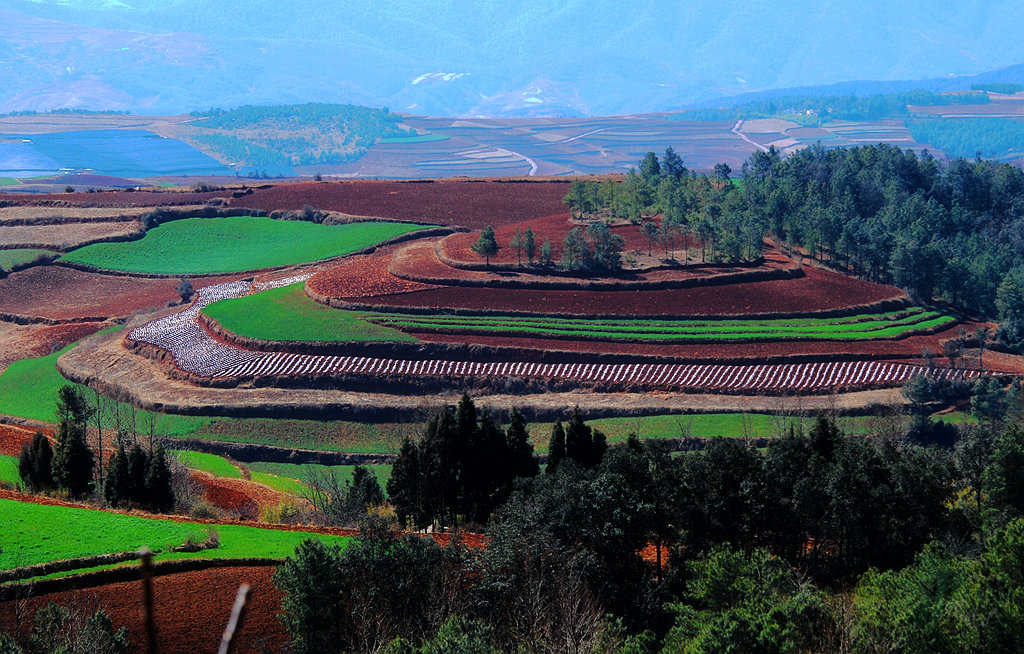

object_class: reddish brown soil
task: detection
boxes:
[3,189,230,207]
[414,322,1024,372]
[0,565,287,654]
[355,265,906,317]
[0,267,240,321]
[229,179,571,229]
[0,424,46,456]
[193,472,285,520]
[306,252,437,299]
[0,321,106,372]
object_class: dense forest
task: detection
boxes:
[907,117,1024,159]
[269,393,1024,653]
[564,144,1024,352]
[185,104,405,173]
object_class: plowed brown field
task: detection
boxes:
[354,264,905,317]
[0,321,106,373]
[0,565,286,654]
[0,267,244,321]
[306,252,437,299]
[229,179,571,229]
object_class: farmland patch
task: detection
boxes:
[59,216,430,275]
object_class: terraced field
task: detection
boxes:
[0,498,350,572]
[59,216,430,275]
[373,307,955,343]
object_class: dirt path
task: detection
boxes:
[732,120,770,153]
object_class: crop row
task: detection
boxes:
[127,279,976,392]
[372,310,954,342]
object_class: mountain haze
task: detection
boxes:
[1,0,1023,116]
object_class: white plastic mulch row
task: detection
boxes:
[127,279,979,390]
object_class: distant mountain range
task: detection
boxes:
[1,0,1024,117]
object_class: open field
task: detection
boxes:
[0,221,143,250]
[0,266,239,321]
[247,461,392,491]
[345,263,907,316]
[59,216,430,275]
[0,565,288,654]
[230,179,571,229]
[203,282,416,342]
[0,497,350,571]
[172,450,243,479]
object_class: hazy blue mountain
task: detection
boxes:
[1,0,1023,116]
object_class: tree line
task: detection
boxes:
[16,385,174,513]
[563,144,1024,352]
[274,390,1024,653]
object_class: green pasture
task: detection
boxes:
[171,450,242,479]
[0,248,54,272]
[0,329,210,436]
[59,216,430,275]
[0,498,350,572]
[0,177,19,187]
[250,471,308,495]
[203,283,416,342]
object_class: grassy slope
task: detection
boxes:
[59,217,429,274]
[248,462,392,491]
[0,249,53,272]
[203,283,416,342]
[0,455,19,486]
[0,332,210,435]
[171,450,242,479]
[0,498,349,571]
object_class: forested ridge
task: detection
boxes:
[564,144,1024,351]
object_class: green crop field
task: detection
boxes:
[0,177,19,186]
[171,450,243,479]
[0,498,350,572]
[250,471,308,495]
[203,283,416,342]
[0,329,210,436]
[59,216,430,275]
[0,248,54,272]
[0,455,19,487]
[372,307,955,343]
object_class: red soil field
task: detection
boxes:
[0,321,106,372]
[306,252,437,299]
[229,179,571,229]
[0,424,46,456]
[2,189,230,207]
[0,267,242,321]
[414,322,1024,373]
[193,472,285,520]
[354,265,906,317]
[0,565,286,654]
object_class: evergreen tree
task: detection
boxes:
[508,227,525,266]
[144,443,175,512]
[126,441,148,503]
[523,226,536,264]
[104,444,131,507]
[547,420,566,474]
[346,465,384,513]
[505,407,539,479]
[52,385,95,498]
[388,438,426,529]
[18,431,53,493]
[470,225,500,266]
[539,238,553,266]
